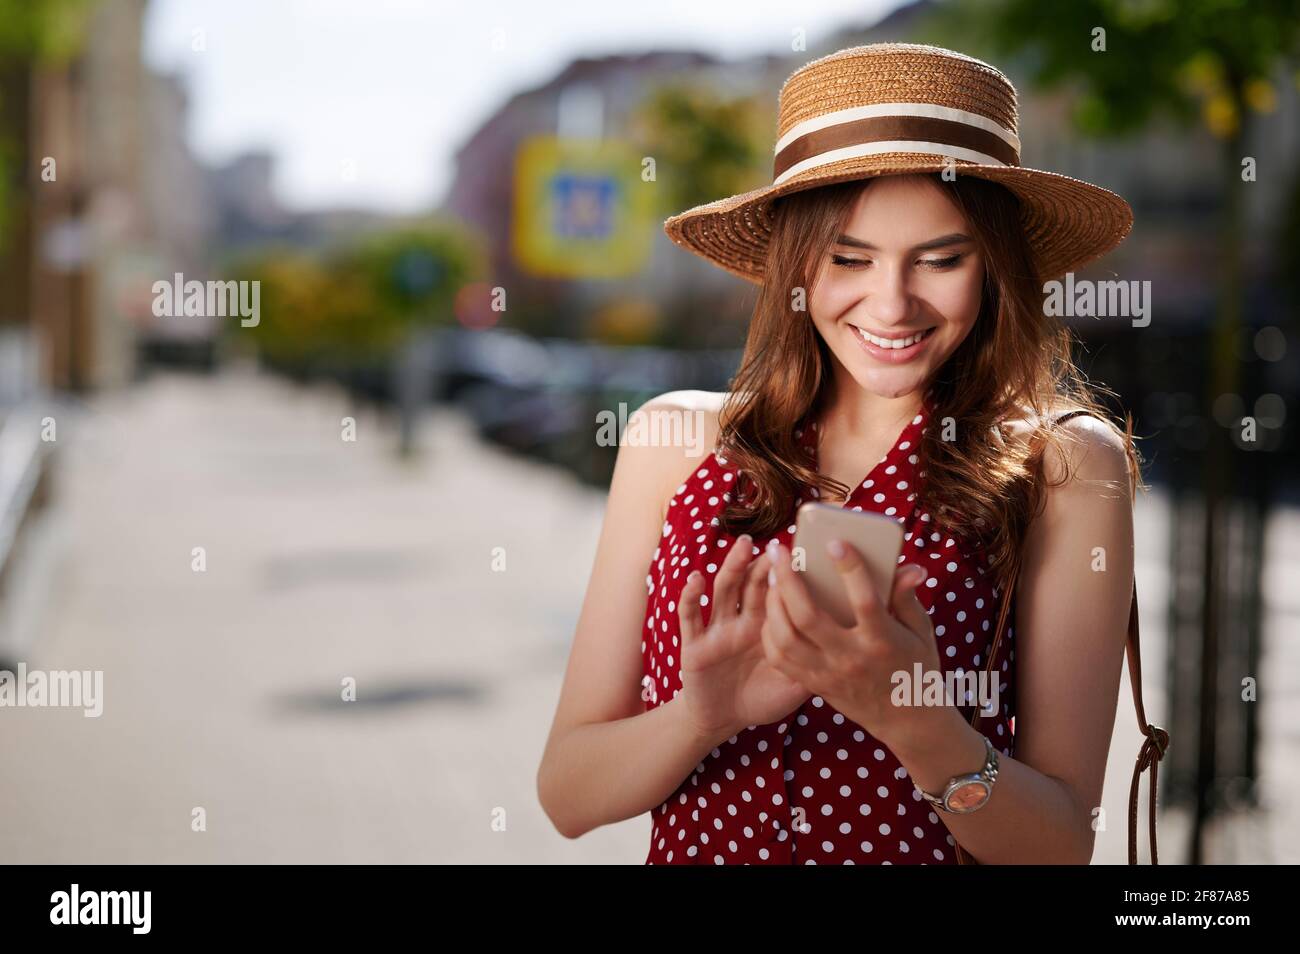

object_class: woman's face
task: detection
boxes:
[808,175,986,400]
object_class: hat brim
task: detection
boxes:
[662,154,1134,286]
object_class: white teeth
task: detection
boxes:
[855,326,932,349]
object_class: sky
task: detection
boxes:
[142,0,900,215]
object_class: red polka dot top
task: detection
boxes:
[639,394,1016,864]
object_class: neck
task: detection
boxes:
[818,377,925,441]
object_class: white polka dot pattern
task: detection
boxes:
[641,395,1016,865]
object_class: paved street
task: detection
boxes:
[0,367,642,863]
[0,367,1295,863]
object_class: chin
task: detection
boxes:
[859,374,927,400]
[834,357,921,395]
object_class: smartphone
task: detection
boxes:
[791,502,906,627]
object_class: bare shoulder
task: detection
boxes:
[1049,414,1132,496]
[620,390,730,522]
[640,388,728,415]
[1002,406,1132,497]
[632,389,726,442]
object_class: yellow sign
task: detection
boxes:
[512,136,655,278]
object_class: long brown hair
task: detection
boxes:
[716,171,1146,589]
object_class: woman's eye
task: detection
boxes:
[831,253,964,270]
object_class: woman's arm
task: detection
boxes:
[536,393,728,839]
[887,415,1136,864]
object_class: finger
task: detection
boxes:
[763,572,821,673]
[826,539,890,637]
[678,570,705,645]
[710,533,753,624]
[765,541,823,633]
[739,549,771,620]
[889,564,933,637]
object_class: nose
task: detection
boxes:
[861,261,913,325]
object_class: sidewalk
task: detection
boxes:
[0,367,643,863]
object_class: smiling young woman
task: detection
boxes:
[537,43,1149,865]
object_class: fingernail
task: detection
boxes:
[826,538,845,559]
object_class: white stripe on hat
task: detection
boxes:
[773,140,1010,186]
[774,101,1021,156]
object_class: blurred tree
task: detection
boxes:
[588,296,661,346]
[0,0,87,54]
[232,220,482,373]
[344,221,483,455]
[628,84,771,218]
[343,221,481,335]
[627,84,771,348]
[230,249,340,372]
[920,0,1300,864]
[925,0,1298,136]
[0,0,91,230]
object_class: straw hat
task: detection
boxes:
[663,42,1133,285]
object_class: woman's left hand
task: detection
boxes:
[761,538,944,750]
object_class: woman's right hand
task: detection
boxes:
[678,535,810,741]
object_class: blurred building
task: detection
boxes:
[443,49,788,343]
[206,150,414,254]
[13,0,411,384]
[207,152,290,246]
[18,0,219,389]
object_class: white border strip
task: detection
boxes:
[772,141,1009,186]
[774,101,1020,156]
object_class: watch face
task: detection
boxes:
[946,780,991,812]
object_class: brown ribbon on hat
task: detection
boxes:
[774,113,1021,181]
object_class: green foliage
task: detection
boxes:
[0,136,17,247]
[232,248,385,368]
[628,84,772,215]
[231,221,483,370]
[342,224,478,328]
[918,0,1300,138]
[0,0,93,61]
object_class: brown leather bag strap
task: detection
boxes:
[953,409,1168,866]
[1123,582,1169,864]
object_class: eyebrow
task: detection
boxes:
[835,232,973,252]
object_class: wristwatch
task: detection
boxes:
[913,735,999,814]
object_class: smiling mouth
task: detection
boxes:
[850,325,937,349]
